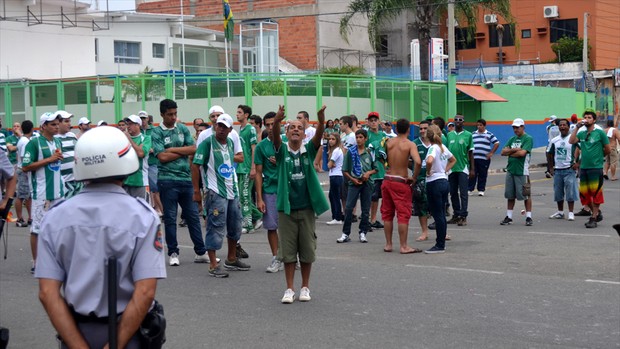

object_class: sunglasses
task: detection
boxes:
[454,118,464,122]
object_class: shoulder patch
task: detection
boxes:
[154,226,163,252]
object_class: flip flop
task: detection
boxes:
[446,235,452,241]
[383,248,393,253]
[400,248,423,254]
[415,236,428,242]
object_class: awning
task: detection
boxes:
[456,84,508,102]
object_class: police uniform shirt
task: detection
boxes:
[35,183,166,317]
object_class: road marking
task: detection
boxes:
[406,264,504,275]
[585,279,620,285]
[527,231,611,237]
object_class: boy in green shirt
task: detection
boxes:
[123,115,151,199]
[337,129,378,244]
[236,104,263,233]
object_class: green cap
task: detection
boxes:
[425,115,435,121]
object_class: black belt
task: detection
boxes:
[71,309,121,324]
[555,167,572,171]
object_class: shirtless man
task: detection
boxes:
[379,118,422,254]
[603,118,620,181]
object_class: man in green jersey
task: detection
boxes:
[446,114,475,226]
[6,122,20,166]
[365,112,387,230]
[569,110,611,228]
[236,104,262,233]
[273,104,329,304]
[500,118,534,226]
[22,112,64,273]
[152,99,208,267]
[255,112,283,273]
[192,114,249,278]
[123,114,151,200]
[55,110,83,199]
[140,111,163,216]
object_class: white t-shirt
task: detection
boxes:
[16,136,30,167]
[304,126,316,144]
[328,147,344,177]
[425,144,453,183]
[196,127,242,154]
[342,131,356,148]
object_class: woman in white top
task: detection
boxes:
[424,124,456,254]
[326,133,345,225]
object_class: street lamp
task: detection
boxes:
[496,23,504,81]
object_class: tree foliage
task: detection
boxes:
[551,36,589,63]
[339,0,514,80]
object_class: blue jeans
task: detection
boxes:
[204,190,242,251]
[468,158,490,192]
[343,182,372,236]
[158,180,206,256]
[329,176,344,221]
[449,172,469,218]
[426,179,449,249]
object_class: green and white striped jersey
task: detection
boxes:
[124,134,151,187]
[193,135,238,200]
[22,136,64,200]
[55,132,78,183]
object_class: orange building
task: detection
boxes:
[445,0,620,70]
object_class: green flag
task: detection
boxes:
[223,0,234,42]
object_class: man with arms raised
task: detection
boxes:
[379,118,421,254]
[273,105,329,304]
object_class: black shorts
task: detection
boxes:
[372,179,383,201]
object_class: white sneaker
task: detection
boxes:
[359,232,368,243]
[194,254,220,263]
[299,287,311,302]
[478,191,485,196]
[169,253,180,266]
[336,234,351,243]
[549,212,565,219]
[266,257,282,273]
[468,191,474,196]
[326,219,343,225]
[253,219,263,230]
[281,288,295,304]
[568,212,575,221]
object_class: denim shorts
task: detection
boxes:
[148,165,158,193]
[16,168,31,199]
[553,168,578,202]
[262,193,278,231]
[204,190,242,251]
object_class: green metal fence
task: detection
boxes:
[1,73,447,125]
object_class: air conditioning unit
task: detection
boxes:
[543,6,559,18]
[484,14,497,24]
[517,60,530,65]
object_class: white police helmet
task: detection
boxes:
[74,126,139,181]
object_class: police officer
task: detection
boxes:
[35,126,166,349]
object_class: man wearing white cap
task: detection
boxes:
[122,115,151,200]
[76,117,91,139]
[192,114,249,277]
[546,115,560,143]
[54,110,82,199]
[500,118,534,226]
[22,112,65,273]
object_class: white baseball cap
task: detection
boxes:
[549,115,557,122]
[137,110,148,118]
[97,120,108,127]
[216,114,233,128]
[78,117,91,126]
[39,112,58,126]
[55,110,73,119]
[209,105,225,116]
[512,118,525,127]
[124,115,141,124]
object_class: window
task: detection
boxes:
[455,28,476,50]
[550,18,578,43]
[489,24,515,47]
[95,38,99,62]
[521,29,531,39]
[153,43,165,59]
[376,35,388,57]
[114,41,141,64]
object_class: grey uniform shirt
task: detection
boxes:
[35,183,166,317]
[0,149,14,196]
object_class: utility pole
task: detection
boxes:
[497,24,504,80]
[582,12,589,74]
[447,0,457,119]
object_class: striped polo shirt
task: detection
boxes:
[472,130,499,160]
[55,132,78,183]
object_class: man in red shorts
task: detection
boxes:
[379,118,422,253]
[569,110,611,228]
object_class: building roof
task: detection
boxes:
[456,84,508,102]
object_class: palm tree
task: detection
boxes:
[339,0,514,80]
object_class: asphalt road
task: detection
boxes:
[1,149,619,348]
